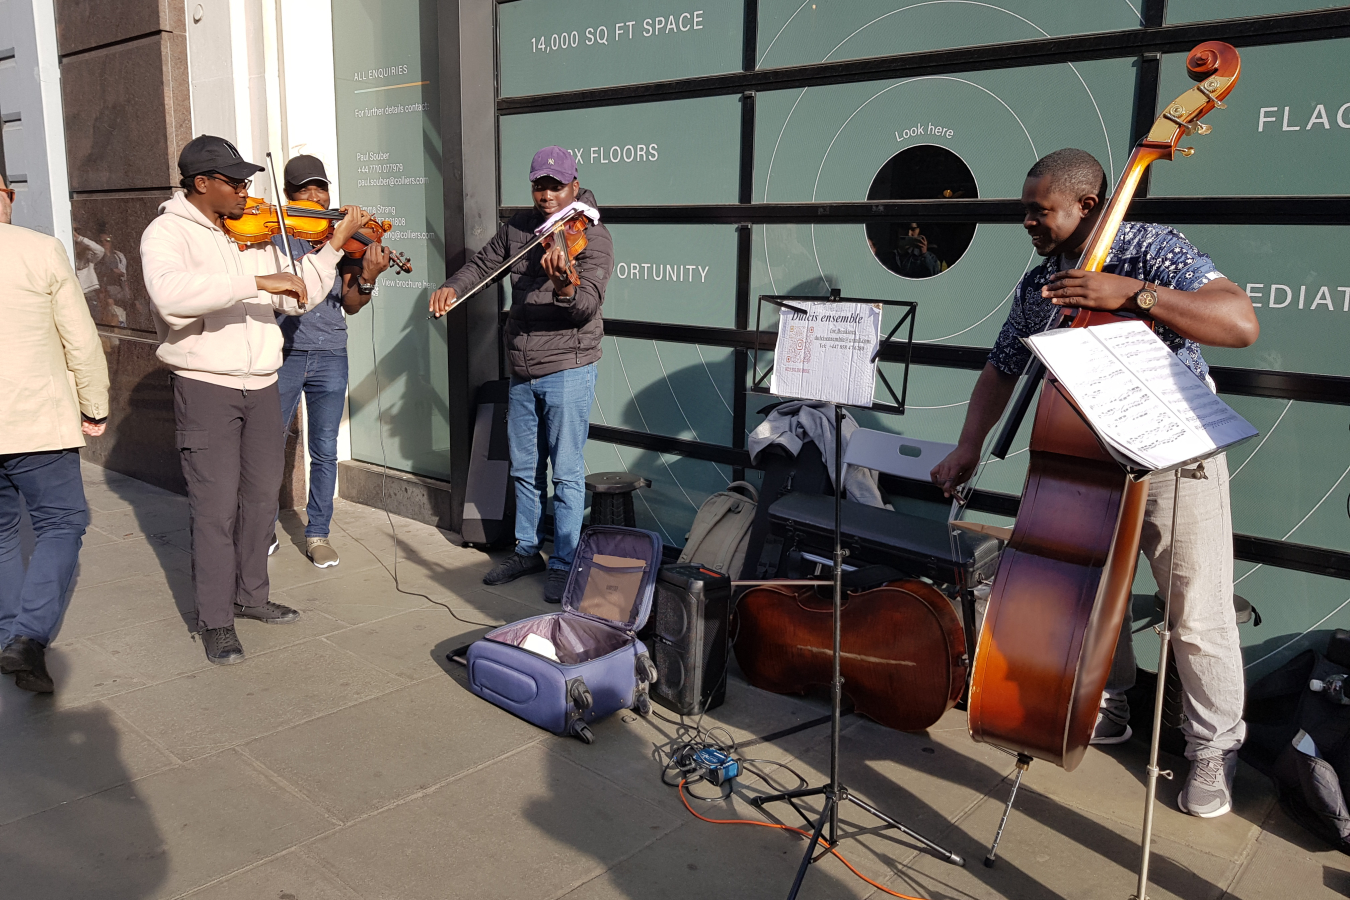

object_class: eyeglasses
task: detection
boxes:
[0,187,14,202]
[207,174,252,193]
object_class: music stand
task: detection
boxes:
[746,290,964,900]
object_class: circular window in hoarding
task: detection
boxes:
[865,145,979,279]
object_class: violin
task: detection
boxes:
[965,42,1241,772]
[539,214,588,286]
[223,198,413,273]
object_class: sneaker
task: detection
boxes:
[202,625,246,665]
[306,537,339,568]
[1090,712,1133,745]
[1,636,54,693]
[233,601,301,625]
[268,536,279,556]
[544,568,569,603]
[483,551,547,586]
[1178,751,1237,818]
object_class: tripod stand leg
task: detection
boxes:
[985,754,1032,867]
[845,792,965,866]
[786,790,837,900]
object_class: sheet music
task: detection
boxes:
[770,301,882,407]
[1023,321,1257,472]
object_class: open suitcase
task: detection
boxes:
[466,526,662,743]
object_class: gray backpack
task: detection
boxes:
[677,481,758,579]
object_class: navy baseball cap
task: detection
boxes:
[284,154,330,190]
[178,135,264,181]
[529,146,577,184]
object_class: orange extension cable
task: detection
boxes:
[677,780,931,900]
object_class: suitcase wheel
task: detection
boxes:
[571,721,595,744]
[636,653,657,685]
[568,678,594,712]
[634,693,652,717]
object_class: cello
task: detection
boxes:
[965,42,1241,771]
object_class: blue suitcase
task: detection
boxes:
[467,526,662,743]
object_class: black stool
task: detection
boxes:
[586,472,651,527]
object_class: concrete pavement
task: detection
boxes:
[0,462,1344,900]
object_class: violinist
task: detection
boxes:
[931,148,1258,820]
[429,146,613,603]
[268,155,391,570]
[139,135,367,666]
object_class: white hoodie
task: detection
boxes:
[140,191,341,389]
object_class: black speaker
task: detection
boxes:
[640,564,732,715]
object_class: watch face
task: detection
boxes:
[1136,288,1158,310]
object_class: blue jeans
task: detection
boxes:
[0,450,88,645]
[508,363,596,571]
[277,348,348,538]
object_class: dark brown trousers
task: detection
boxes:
[174,376,283,630]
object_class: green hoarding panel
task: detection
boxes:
[499,95,742,206]
[1179,225,1350,379]
[593,337,735,447]
[333,0,450,481]
[757,0,1140,70]
[499,0,743,98]
[605,224,738,327]
[1166,1,1344,24]
[1149,39,1350,197]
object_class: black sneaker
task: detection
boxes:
[544,568,569,603]
[233,601,301,625]
[483,551,547,586]
[202,625,245,665]
[1,636,53,693]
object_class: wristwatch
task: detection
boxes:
[1132,281,1159,311]
[357,281,375,295]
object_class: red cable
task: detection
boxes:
[677,780,931,900]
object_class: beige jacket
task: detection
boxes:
[0,223,110,454]
[140,192,341,389]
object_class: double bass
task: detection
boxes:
[966,42,1241,771]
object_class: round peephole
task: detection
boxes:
[865,145,978,280]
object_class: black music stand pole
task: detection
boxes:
[751,405,964,900]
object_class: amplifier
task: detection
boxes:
[639,564,731,716]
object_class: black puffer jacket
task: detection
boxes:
[442,188,612,379]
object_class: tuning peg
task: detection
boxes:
[1193,123,1212,136]
[1178,147,1196,157]
[1198,84,1226,109]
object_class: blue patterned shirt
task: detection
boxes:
[988,223,1224,380]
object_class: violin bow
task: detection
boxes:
[266,152,304,307]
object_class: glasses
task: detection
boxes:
[0,187,14,202]
[207,174,252,193]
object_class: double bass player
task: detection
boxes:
[932,148,1259,819]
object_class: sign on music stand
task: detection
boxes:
[746,290,964,900]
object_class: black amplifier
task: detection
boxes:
[638,564,732,716]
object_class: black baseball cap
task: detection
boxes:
[284,155,330,190]
[178,135,264,181]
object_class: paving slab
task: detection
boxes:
[85,601,350,684]
[1227,804,1350,899]
[72,537,192,588]
[177,849,363,900]
[0,700,176,825]
[87,499,190,541]
[104,638,406,760]
[307,743,681,900]
[0,639,150,717]
[264,531,386,591]
[898,784,1237,900]
[0,749,334,900]
[56,571,193,642]
[280,564,443,626]
[243,673,541,822]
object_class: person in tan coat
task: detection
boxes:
[0,173,110,693]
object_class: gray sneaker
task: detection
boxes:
[1090,711,1133,745]
[1178,751,1237,818]
[306,537,339,568]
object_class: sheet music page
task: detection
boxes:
[1091,321,1258,449]
[1025,327,1212,470]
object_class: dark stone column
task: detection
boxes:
[54,0,191,493]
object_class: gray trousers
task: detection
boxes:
[1103,454,1247,760]
[174,376,283,631]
